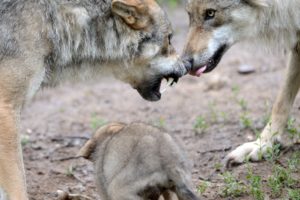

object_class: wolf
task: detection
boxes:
[182,0,300,166]
[0,0,190,199]
[77,122,200,200]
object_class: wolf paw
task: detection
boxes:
[224,139,274,168]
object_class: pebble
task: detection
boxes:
[238,64,256,74]
[205,74,229,91]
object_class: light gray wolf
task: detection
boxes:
[182,0,300,166]
[76,122,199,200]
[0,0,190,199]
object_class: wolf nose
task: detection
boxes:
[182,57,194,74]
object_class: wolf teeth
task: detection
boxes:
[160,88,167,94]
[167,78,174,86]
[160,78,175,94]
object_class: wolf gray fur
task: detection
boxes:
[0,0,188,101]
[182,0,300,166]
[0,0,190,199]
[78,122,200,200]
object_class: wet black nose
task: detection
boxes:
[182,56,194,74]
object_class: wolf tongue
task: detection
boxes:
[195,66,207,77]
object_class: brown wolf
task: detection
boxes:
[76,122,199,200]
[0,0,190,199]
[182,0,300,166]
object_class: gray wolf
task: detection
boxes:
[0,0,189,199]
[76,122,199,200]
[182,0,300,166]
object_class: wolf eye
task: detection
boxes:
[204,9,216,20]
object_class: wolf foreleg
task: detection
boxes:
[225,42,300,166]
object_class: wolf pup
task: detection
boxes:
[0,0,190,199]
[182,0,300,166]
[76,122,200,200]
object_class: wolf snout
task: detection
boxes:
[172,58,191,77]
[182,57,193,74]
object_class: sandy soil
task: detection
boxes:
[22,6,300,200]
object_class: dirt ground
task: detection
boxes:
[22,6,300,200]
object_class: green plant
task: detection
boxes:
[208,102,228,123]
[267,165,296,198]
[197,181,209,194]
[231,85,240,97]
[261,100,271,126]
[66,165,74,177]
[220,111,228,122]
[208,102,218,123]
[246,168,264,200]
[232,85,254,130]
[157,0,180,8]
[238,98,248,111]
[154,116,166,128]
[288,189,300,200]
[221,172,247,198]
[264,144,281,163]
[194,116,208,134]
[21,134,30,147]
[240,113,253,129]
[286,118,300,139]
[90,114,107,130]
[288,152,300,172]
[214,162,223,171]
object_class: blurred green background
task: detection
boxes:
[158,0,183,8]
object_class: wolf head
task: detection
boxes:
[110,0,190,101]
[182,0,269,75]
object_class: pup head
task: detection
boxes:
[182,0,269,75]
[110,0,190,101]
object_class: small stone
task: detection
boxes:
[238,64,256,74]
[205,74,229,91]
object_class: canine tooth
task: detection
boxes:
[160,88,167,94]
[167,78,174,86]
[160,78,175,94]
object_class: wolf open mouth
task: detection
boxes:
[136,74,179,101]
[190,44,228,76]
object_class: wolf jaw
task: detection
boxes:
[184,0,300,75]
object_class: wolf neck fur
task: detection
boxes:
[253,0,300,50]
[44,0,143,84]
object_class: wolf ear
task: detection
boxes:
[244,0,270,7]
[112,0,150,30]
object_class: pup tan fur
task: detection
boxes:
[78,122,200,200]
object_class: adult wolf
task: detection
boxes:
[0,0,189,199]
[182,0,300,166]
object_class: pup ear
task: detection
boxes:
[112,0,150,30]
[244,0,270,7]
[77,138,97,160]
[77,123,126,160]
